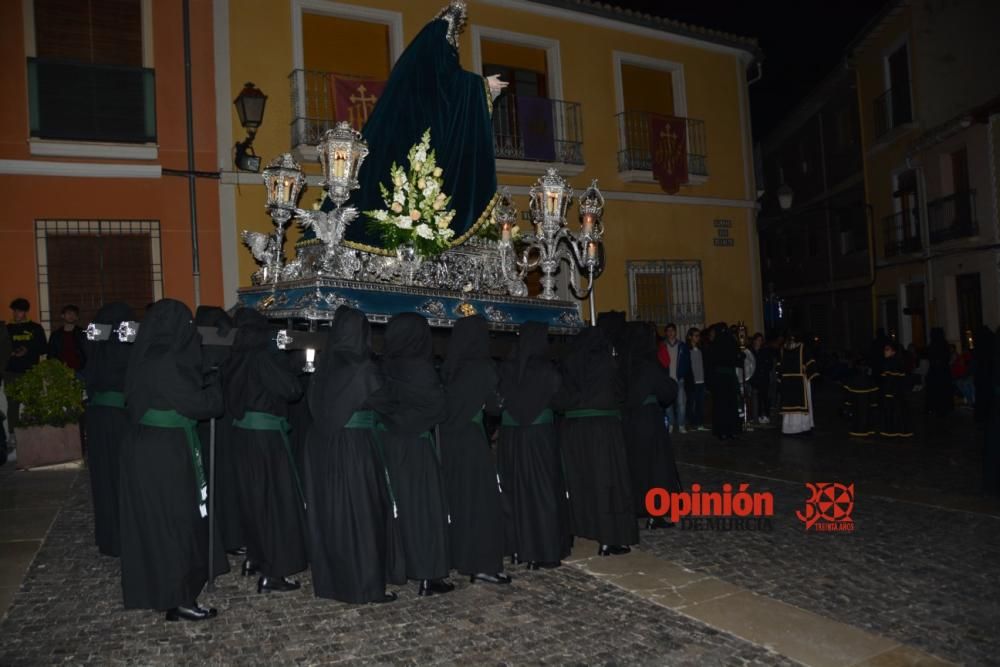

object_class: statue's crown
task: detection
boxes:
[436,0,468,48]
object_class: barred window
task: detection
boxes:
[626,260,704,331]
[35,220,162,330]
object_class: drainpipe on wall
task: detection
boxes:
[182,0,201,308]
[907,153,932,331]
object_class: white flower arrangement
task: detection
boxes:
[365,129,456,257]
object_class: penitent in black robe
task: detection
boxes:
[119,299,228,611]
[376,313,451,581]
[559,327,638,547]
[498,322,572,564]
[843,367,878,438]
[880,354,913,438]
[709,326,742,438]
[223,309,306,580]
[194,306,243,552]
[304,306,399,602]
[621,322,681,516]
[439,315,505,576]
[83,302,134,557]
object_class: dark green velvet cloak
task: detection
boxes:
[318,18,497,252]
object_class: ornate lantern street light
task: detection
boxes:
[261,153,306,285]
[233,82,267,172]
[317,121,369,208]
[499,169,607,311]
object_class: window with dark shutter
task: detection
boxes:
[29,0,155,143]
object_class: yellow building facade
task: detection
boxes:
[213,0,762,330]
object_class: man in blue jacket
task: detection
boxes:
[663,323,690,434]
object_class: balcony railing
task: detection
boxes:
[873,84,912,140]
[28,58,156,143]
[491,94,583,164]
[616,111,708,177]
[927,190,978,244]
[289,69,583,164]
[882,209,922,258]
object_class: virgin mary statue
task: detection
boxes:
[327,1,503,253]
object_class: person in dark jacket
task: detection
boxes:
[303,306,398,604]
[925,327,954,417]
[439,315,510,585]
[48,304,86,372]
[376,313,452,597]
[5,298,47,441]
[622,322,681,529]
[224,308,306,593]
[708,323,742,439]
[119,299,228,622]
[497,321,572,569]
[559,327,637,555]
[82,302,134,556]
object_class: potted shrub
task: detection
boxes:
[7,359,85,469]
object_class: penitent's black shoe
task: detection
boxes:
[165,604,217,622]
[241,559,258,577]
[372,591,398,604]
[470,572,512,585]
[598,544,632,556]
[527,561,561,570]
[257,576,301,593]
[226,546,247,556]
[418,579,455,596]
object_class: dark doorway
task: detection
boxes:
[956,272,983,350]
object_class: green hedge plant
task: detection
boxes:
[7,359,85,428]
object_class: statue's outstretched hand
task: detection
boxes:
[486,74,509,100]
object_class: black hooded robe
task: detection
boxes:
[621,322,682,516]
[376,313,450,582]
[710,327,742,438]
[194,306,243,552]
[497,322,572,564]
[880,354,913,438]
[83,302,134,557]
[119,299,229,611]
[224,309,307,580]
[439,315,505,576]
[558,327,638,547]
[303,307,399,602]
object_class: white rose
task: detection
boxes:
[415,223,434,239]
[433,167,443,178]
[390,202,403,213]
[435,216,449,228]
[395,216,413,230]
[409,209,421,221]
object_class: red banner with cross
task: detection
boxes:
[648,115,689,194]
[327,75,386,131]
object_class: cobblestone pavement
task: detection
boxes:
[0,473,793,666]
[674,383,1000,514]
[647,385,1000,665]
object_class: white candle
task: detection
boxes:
[587,241,597,259]
[501,223,511,242]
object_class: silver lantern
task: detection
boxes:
[318,121,369,208]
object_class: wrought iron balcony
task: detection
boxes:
[873,85,912,141]
[289,69,584,166]
[927,190,978,244]
[491,94,583,165]
[27,58,156,143]
[615,111,708,177]
[882,209,922,258]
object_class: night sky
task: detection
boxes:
[605,0,888,139]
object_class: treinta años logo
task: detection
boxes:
[645,483,775,531]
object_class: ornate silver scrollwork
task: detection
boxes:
[417,299,447,319]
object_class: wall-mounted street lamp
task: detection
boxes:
[234,82,267,172]
[777,168,794,210]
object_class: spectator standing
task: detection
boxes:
[4,298,47,446]
[662,323,689,434]
[685,328,707,431]
[48,304,87,372]
[749,333,773,425]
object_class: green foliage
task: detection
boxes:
[7,359,85,428]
